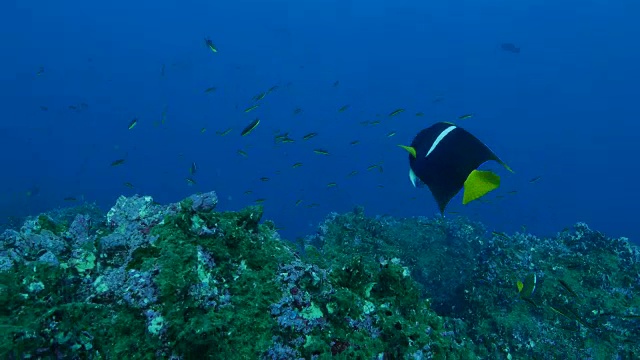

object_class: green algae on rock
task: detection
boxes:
[0,193,638,359]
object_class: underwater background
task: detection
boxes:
[2,0,639,243]
[1,0,640,358]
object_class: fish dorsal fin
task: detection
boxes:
[462,170,500,205]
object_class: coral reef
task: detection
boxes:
[0,193,638,359]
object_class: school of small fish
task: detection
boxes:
[32,36,538,221]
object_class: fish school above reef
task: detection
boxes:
[0,190,638,359]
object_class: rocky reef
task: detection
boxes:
[0,191,638,359]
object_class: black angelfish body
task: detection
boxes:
[399,122,512,214]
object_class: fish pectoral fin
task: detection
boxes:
[409,168,417,187]
[397,145,417,158]
[462,170,500,205]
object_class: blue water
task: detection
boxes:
[2,0,639,244]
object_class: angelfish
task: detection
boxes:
[399,122,512,213]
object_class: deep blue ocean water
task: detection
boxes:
[2,0,638,244]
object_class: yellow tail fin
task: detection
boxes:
[463,170,500,205]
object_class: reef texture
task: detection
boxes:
[0,193,638,359]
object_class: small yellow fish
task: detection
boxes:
[237,149,248,157]
[110,159,126,167]
[253,92,267,101]
[558,279,578,297]
[244,104,260,113]
[492,231,509,239]
[327,182,337,188]
[313,149,330,155]
[274,132,289,142]
[200,127,207,134]
[204,37,218,53]
[302,132,318,141]
[529,176,542,183]
[128,118,138,130]
[241,118,260,136]
[186,177,197,186]
[547,305,573,320]
[388,108,405,117]
[458,114,473,120]
[292,162,303,168]
[216,128,232,136]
